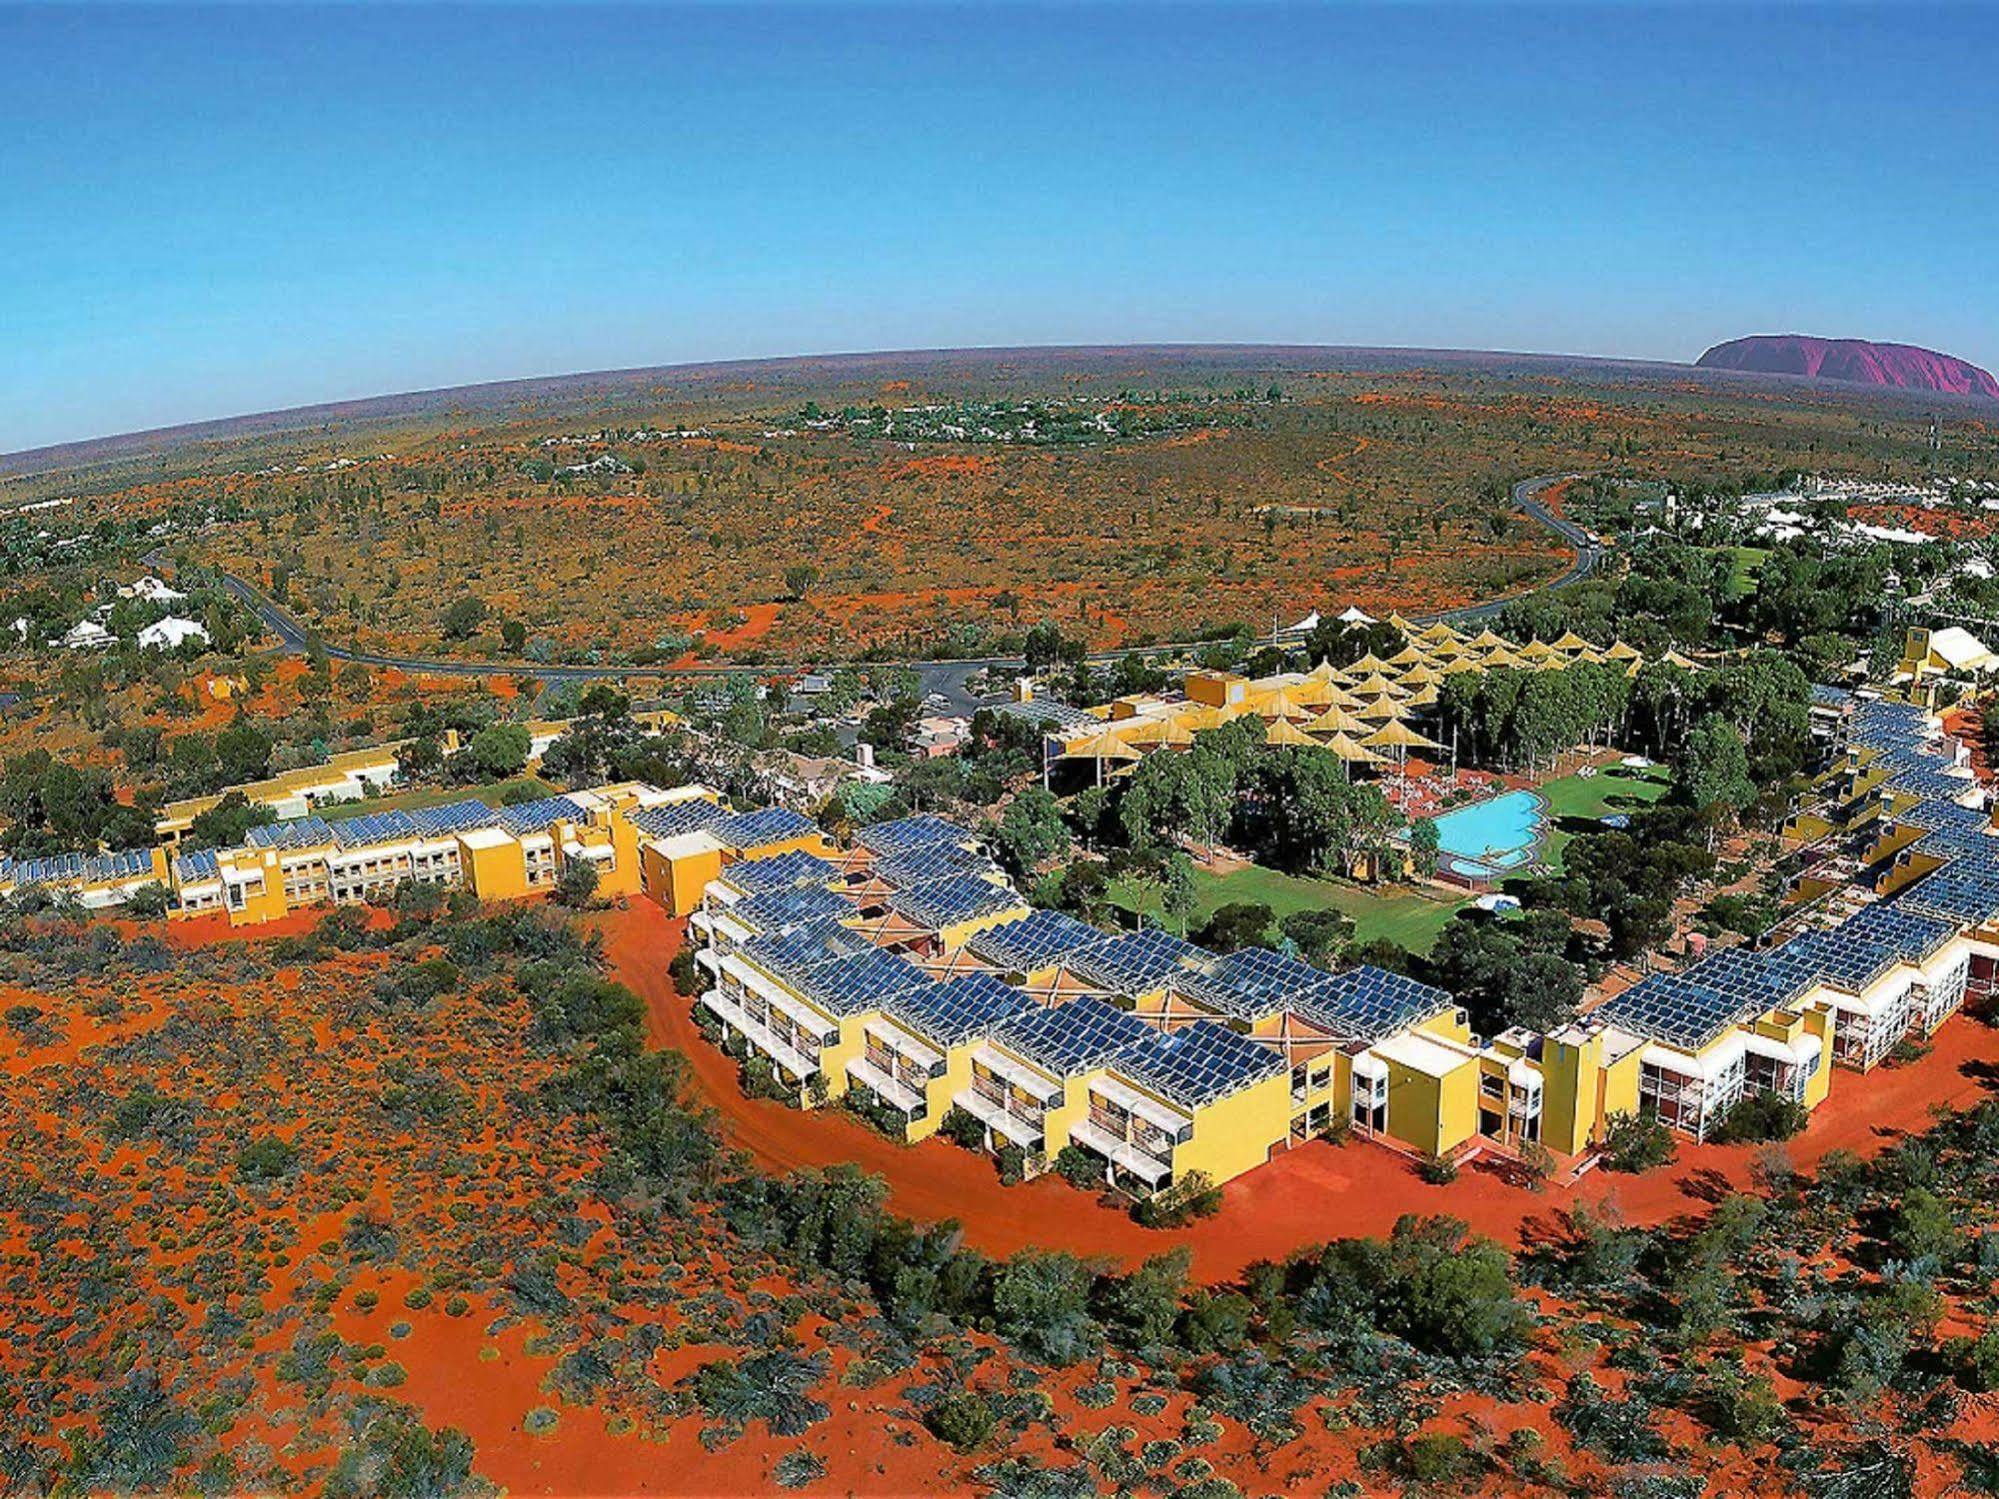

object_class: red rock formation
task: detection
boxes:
[1698,334,1998,400]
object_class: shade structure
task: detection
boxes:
[1416,622,1461,644]
[1398,661,1441,686]
[1402,682,1441,708]
[1252,681,1328,719]
[1356,696,1407,723]
[1551,630,1595,654]
[1058,727,1145,763]
[1264,717,1320,747]
[1516,639,1560,661]
[1348,672,1407,700]
[1441,655,1485,676]
[1386,643,1429,667]
[1346,651,1392,676]
[1321,731,1388,765]
[1468,628,1509,651]
[1118,717,1196,749]
[1604,640,1642,661]
[1364,720,1444,753]
[1175,704,1236,733]
[1306,703,1370,736]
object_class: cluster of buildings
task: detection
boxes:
[1003,617,1658,787]
[9,649,1999,1196]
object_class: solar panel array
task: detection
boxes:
[995,995,1152,1077]
[857,815,973,856]
[717,806,817,849]
[726,848,837,897]
[2,846,155,887]
[887,971,1035,1048]
[1596,970,1749,1051]
[728,883,854,937]
[989,698,1099,732]
[1064,929,1211,996]
[1304,965,1457,1043]
[628,799,730,841]
[874,839,997,888]
[247,816,337,852]
[1117,1019,1286,1110]
[964,909,1105,972]
[174,847,220,882]
[496,795,589,836]
[1174,945,1333,1022]
[886,874,1023,930]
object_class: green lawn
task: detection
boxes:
[1529,763,1671,873]
[1111,861,1465,955]
[316,776,556,821]
[1724,545,1771,600]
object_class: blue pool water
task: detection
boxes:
[1426,790,1547,880]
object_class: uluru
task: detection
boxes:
[1697,333,1999,400]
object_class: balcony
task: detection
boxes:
[952,1087,1043,1148]
[848,1056,925,1115]
[1069,1118,1172,1187]
[700,987,815,1081]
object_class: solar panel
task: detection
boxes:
[1596,971,1749,1051]
[964,909,1105,972]
[885,874,1024,930]
[994,995,1152,1077]
[1901,859,1999,926]
[1300,964,1456,1043]
[728,883,856,937]
[875,839,998,888]
[725,848,837,897]
[717,806,817,849]
[886,971,1035,1047]
[1115,1019,1285,1109]
[497,795,587,835]
[857,815,974,856]
[756,944,935,1018]
[630,799,731,840]
[247,816,336,852]
[1064,928,1214,997]
[332,810,420,849]
[174,847,220,881]
[8,847,156,887]
[1173,945,1334,1022]
[407,799,500,836]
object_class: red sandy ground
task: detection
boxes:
[603,898,1999,1283]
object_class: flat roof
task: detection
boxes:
[1373,1029,1478,1079]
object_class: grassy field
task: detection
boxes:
[1111,861,1465,955]
[1724,544,1772,600]
[1529,762,1671,872]
[315,776,556,821]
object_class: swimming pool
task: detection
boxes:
[1425,789,1547,880]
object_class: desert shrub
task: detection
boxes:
[1053,1145,1105,1191]
[1131,1171,1222,1228]
[1709,1089,1809,1145]
[992,1251,1105,1367]
[236,1135,300,1182]
[938,1105,986,1151]
[1418,1155,1458,1185]
[324,1411,477,1499]
[922,1389,999,1450]
[996,1142,1028,1184]
[1556,1372,1667,1462]
[668,947,711,998]
[1601,1111,1677,1173]
[1278,1215,1532,1359]
[1883,1187,1961,1263]
[691,1350,830,1437]
[61,1370,194,1493]
[523,1407,560,1436]
[773,1449,828,1489]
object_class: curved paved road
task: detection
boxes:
[169,472,1599,710]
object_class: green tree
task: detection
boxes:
[441,595,488,641]
[463,723,531,779]
[1161,852,1199,937]
[993,787,1071,877]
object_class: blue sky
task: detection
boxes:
[3,1,1995,453]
